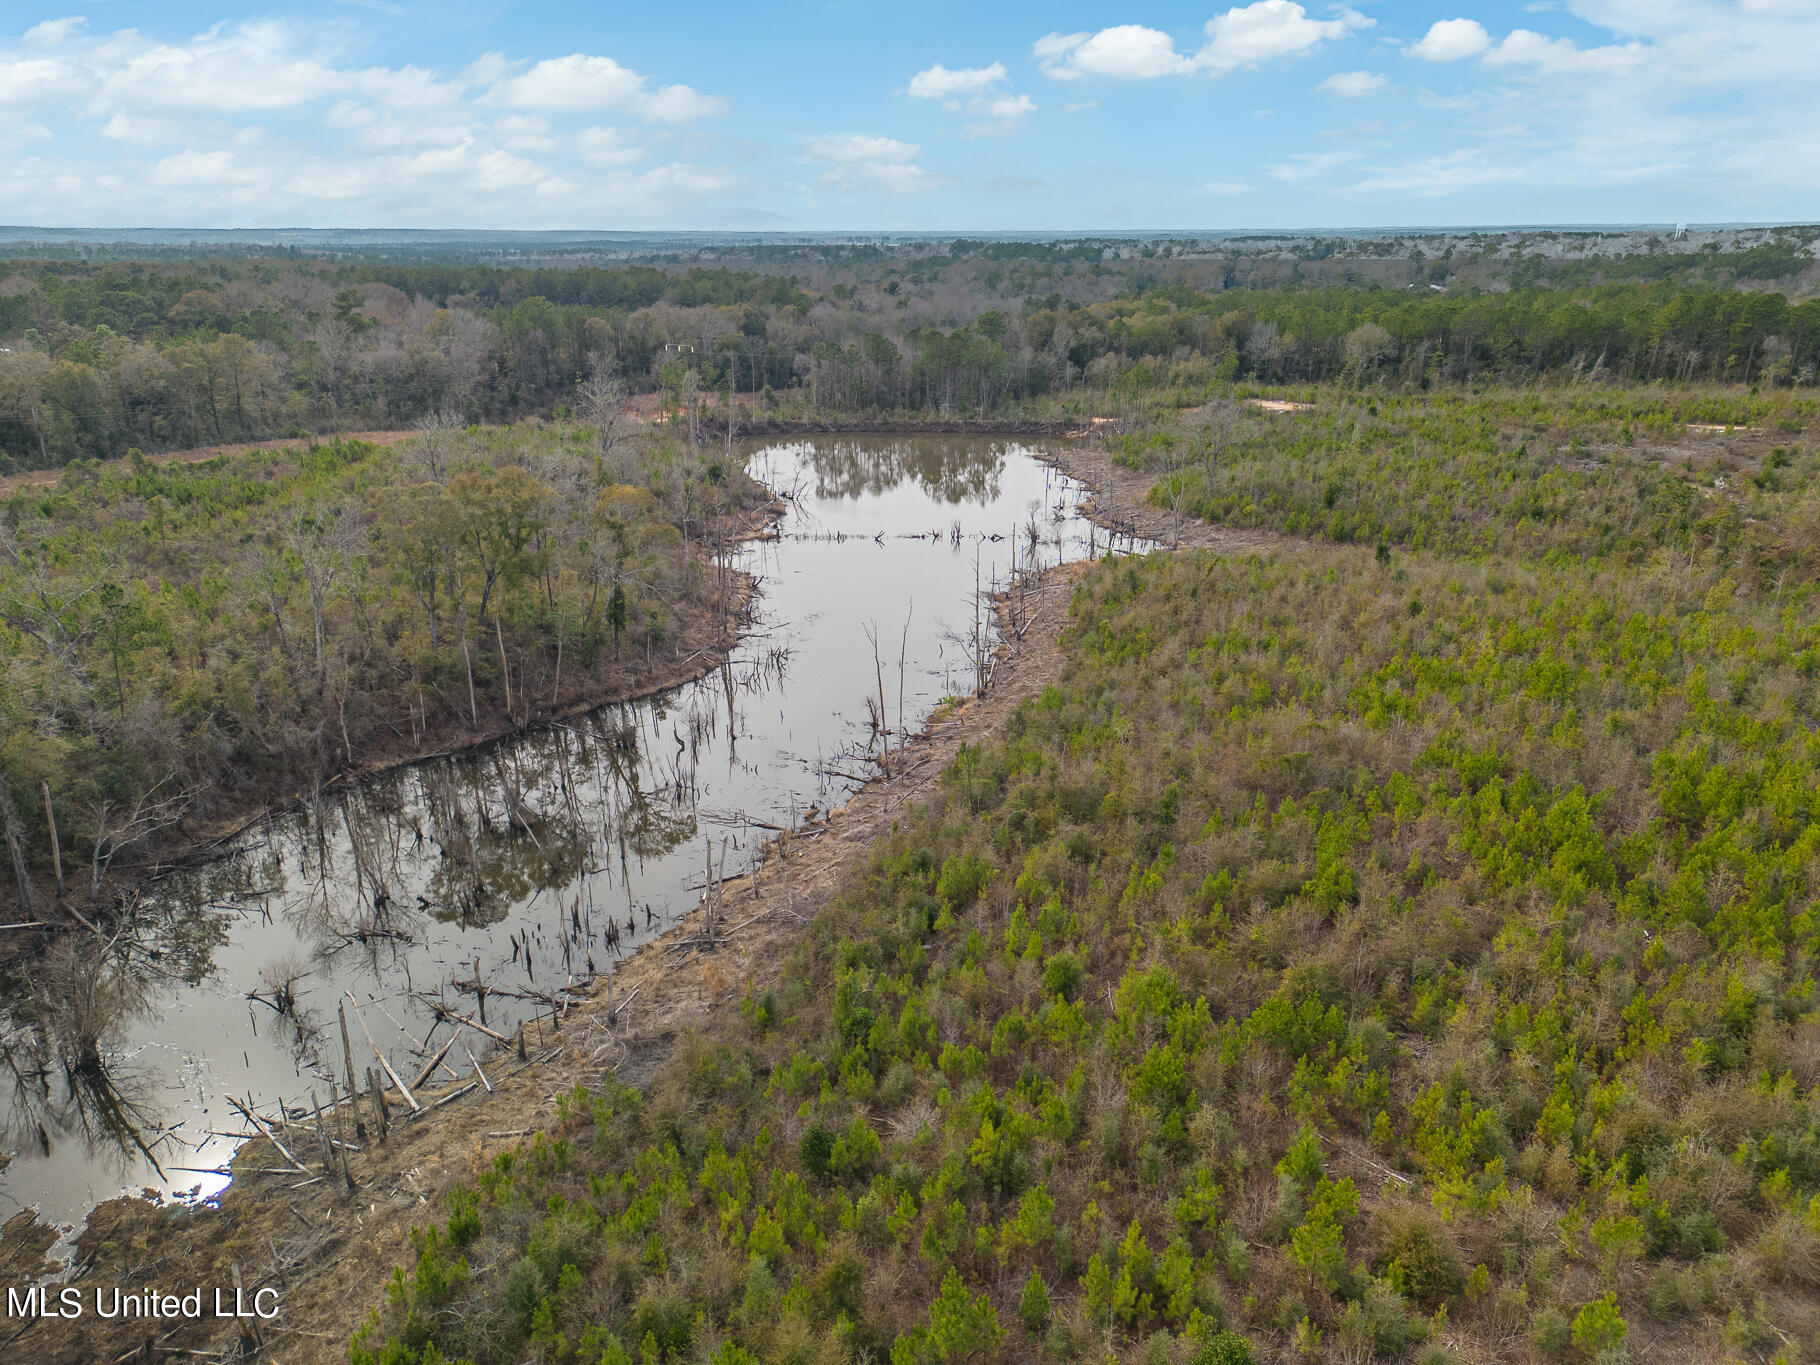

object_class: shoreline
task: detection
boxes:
[0,435,1247,1365]
[719,415,1083,438]
[4,494,787,942]
[1028,441,1306,555]
[0,559,1097,1365]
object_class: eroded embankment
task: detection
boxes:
[0,444,1288,1365]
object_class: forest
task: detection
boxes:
[0,414,761,909]
[2,230,1819,471]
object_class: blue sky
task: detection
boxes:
[1,1,1816,230]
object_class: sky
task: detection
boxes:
[0,1,1816,231]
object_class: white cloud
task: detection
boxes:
[8,0,1813,228]
[496,114,555,152]
[1408,17,1646,75]
[0,54,89,106]
[91,22,345,115]
[977,94,1036,120]
[346,64,467,113]
[1199,1,1359,73]
[323,100,474,150]
[578,125,643,167]
[0,119,51,150]
[6,135,747,224]
[0,21,749,226]
[459,52,511,87]
[966,93,1037,138]
[1344,145,1527,196]
[483,54,725,121]
[907,62,1006,99]
[484,54,642,112]
[1319,69,1387,96]
[1268,148,1362,180]
[23,16,86,47]
[1485,29,1646,73]
[622,162,742,202]
[803,134,920,166]
[1198,180,1253,194]
[642,83,729,122]
[151,148,266,189]
[908,58,1033,136]
[100,110,198,144]
[1341,0,1820,212]
[802,134,940,193]
[1038,4,1363,81]
[1062,99,1099,112]
[1035,26,1193,79]
[399,141,553,194]
[1409,19,1492,61]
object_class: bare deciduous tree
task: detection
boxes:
[83,774,192,900]
[285,504,367,682]
[410,407,466,479]
[576,356,633,479]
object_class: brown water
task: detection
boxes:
[0,436,1141,1255]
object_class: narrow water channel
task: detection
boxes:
[0,435,1133,1253]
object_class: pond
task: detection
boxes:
[0,435,1136,1254]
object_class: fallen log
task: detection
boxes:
[423,1000,511,1045]
[411,1081,477,1116]
[228,1096,312,1175]
[409,1034,460,1092]
[345,995,421,1113]
[464,1043,493,1094]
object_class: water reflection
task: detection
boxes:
[803,437,1006,504]
[0,437,1133,1238]
[0,939,166,1190]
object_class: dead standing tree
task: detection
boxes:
[0,768,35,914]
[82,774,192,901]
[863,620,890,771]
[409,407,466,480]
[577,359,634,481]
[284,504,367,686]
[938,542,991,698]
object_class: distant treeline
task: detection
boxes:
[341,264,810,311]
[2,249,1818,470]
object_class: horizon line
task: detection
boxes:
[3,221,1817,239]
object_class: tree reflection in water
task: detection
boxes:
[803,438,1006,505]
[0,938,168,1185]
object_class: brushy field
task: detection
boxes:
[349,386,1820,1365]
